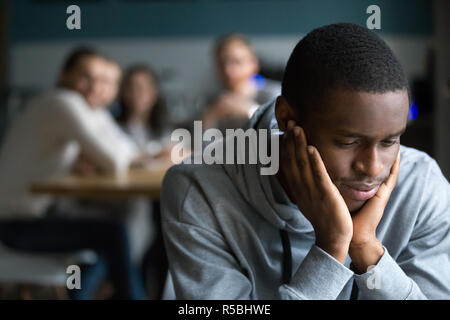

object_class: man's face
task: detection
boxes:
[100,61,122,107]
[216,41,258,91]
[60,56,115,108]
[284,88,409,213]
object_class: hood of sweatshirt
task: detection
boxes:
[221,99,314,234]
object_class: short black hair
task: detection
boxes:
[61,46,109,73]
[282,23,409,116]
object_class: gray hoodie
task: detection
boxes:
[161,100,450,300]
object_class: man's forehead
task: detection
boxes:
[105,64,121,81]
[79,55,104,66]
[332,126,406,138]
[220,42,254,59]
[314,89,409,135]
[81,62,115,83]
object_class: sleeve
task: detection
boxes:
[161,166,355,300]
[354,159,450,300]
[279,245,354,300]
[50,95,138,174]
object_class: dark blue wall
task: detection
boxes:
[9,0,433,44]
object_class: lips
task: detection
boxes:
[340,183,380,201]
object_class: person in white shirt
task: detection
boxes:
[0,47,146,299]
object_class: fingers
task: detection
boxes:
[293,126,315,190]
[284,121,302,186]
[373,151,401,202]
[283,121,337,202]
[360,151,401,219]
[385,151,401,189]
[307,145,336,194]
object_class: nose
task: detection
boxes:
[352,146,384,179]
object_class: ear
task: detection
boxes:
[275,96,296,131]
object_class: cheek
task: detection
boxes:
[141,90,156,105]
[381,145,400,176]
[241,64,256,78]
[75,79,90,93]
[127,88,141,103]
[307,133,352,182]
[226,65,240,78]
[319,149,354,182]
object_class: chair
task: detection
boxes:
[0,242,98,299]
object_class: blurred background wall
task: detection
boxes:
[0,0,448,176]
[435,0,450,179]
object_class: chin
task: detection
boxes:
[346,198,366,215]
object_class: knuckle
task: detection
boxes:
[314,171,324,182]
[297,159,308,169]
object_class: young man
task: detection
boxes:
[161,23,450,299]
[0,47,146,299]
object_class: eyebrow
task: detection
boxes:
[335,127,406,139]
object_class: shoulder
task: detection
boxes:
[22,89,87,121]
[256,79,281,102]
[45,91,96,128]
[33,89,84,107]
[162,162,226,200]
[18,89,86,121]
[399,145,446,181]
[161,162,231,222]
[397,145,450,225]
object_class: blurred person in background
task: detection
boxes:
[70,54,124,176]
[116,64,175,299]
[202,33,280,130]
[117,64,174,163]
[0,47,147,299]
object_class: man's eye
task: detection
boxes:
[336,141,357,147]
[381,140,398,147]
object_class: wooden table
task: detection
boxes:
[30,166,170,200]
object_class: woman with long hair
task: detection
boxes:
[117,64,172,160]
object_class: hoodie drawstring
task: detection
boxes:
[280,229,292,284]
